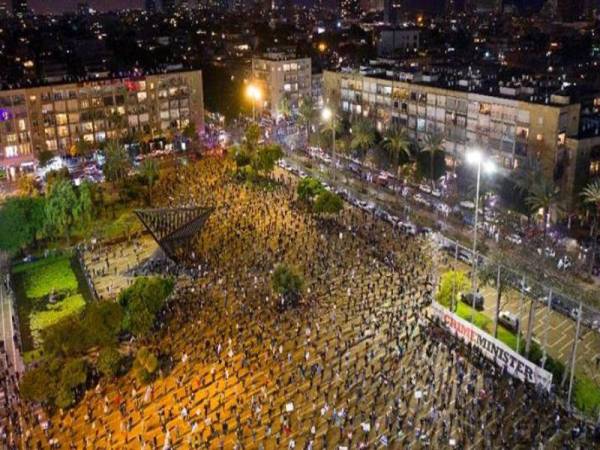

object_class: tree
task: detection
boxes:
[102,141,131,183]
[44,179,78,242]
[436,270,470,310]
[0,196,46,253]
[297,177,324,202]
[133,347,159,384]
[350,118,376,159]
[20,362,56,404]
[42,317,90,357]
[60,358,87,391]
[81,301,124,348]
[107,111,126,142]
[419,133,446,188]
[313,191,343,215]
[119,277,174,337]
[526,176,560,238]
[139,159,160,204]
[17,175,38,196]
[74,181,94,225]
[272,264,304,308]
[243,122,261,154]
[297,96,316,139]
[97,347,122,378]
[252,144,283,176]
[581,178,600,275]
[382,127,411,172]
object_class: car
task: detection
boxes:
[418,227,433,235]
[431,189,442,198]
[498,311,520,332]
[460,292,485,311]
[457,250,473,264]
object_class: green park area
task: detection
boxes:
[437,270,600,417]
[11,253,90,362]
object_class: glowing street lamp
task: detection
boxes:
[246,84,262,121]
[466,148,495,322]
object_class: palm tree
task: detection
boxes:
[297,96,316,141]
[103,140,131,184]
[107,111,126,142]
[382,127,411,174]
[350,118,376,160]
[419,133,445,189]
[581,179,600,275]
[525,176,560,239]
[139,159,160,204]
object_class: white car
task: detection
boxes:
[431,189,442,198]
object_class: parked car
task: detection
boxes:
[419,184,432,194]
[460,292,485,311]
[498,311,520,332]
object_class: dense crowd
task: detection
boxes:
[7,158,597,449]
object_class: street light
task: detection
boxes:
[246,84,262,121]
[466,149,495,323]
[321,106,336,183]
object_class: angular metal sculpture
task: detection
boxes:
[135,206,214,265]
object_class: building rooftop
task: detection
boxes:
[334,62,599,107]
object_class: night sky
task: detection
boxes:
[30,0,143,14]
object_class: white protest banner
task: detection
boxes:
[431,302,553,391]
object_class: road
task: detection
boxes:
[0,273,23,374]
[281,150,600,385]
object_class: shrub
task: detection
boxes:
[133,347,159,384]
[97,347,122,378]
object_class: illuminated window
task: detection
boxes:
[590,160,600,177]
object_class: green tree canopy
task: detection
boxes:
[313,191,343,215]
[252,144,283,175]
[133,347,159,384]
[436,270,470,309]
[118,277,174,337]
[97,347,122,378]
[0,196,46,253]
[297,177,324,202]
[103,141,131,183]
[271,264,304,305]
[350,118,376,158]
[20,362,56,404]
[44,179,78,241]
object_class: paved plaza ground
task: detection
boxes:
[16,158,596,449]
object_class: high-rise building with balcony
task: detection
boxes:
[0,69,203,179]
[251,54,312,118]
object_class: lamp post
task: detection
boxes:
[466,149,495,323]
[321,106,336,183]
[246,84,262,122]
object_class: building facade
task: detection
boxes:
[0,69,203,178]
[251,54,312,118]
[323,69,595,204]
[377,27,420,57]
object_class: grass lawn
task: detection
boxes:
[574,376,600,416]
[29,294,85,345]
[12,253,87,354]
[454,301,521,352]
[12,254,78,299]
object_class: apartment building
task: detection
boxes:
[251,53,312,118]
[0,69,203,178]
[322,68,599,205]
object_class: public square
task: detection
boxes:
[8,157,591,449]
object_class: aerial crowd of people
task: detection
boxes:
[1,157,596,449]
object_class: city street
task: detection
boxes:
[278,147,600,385]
